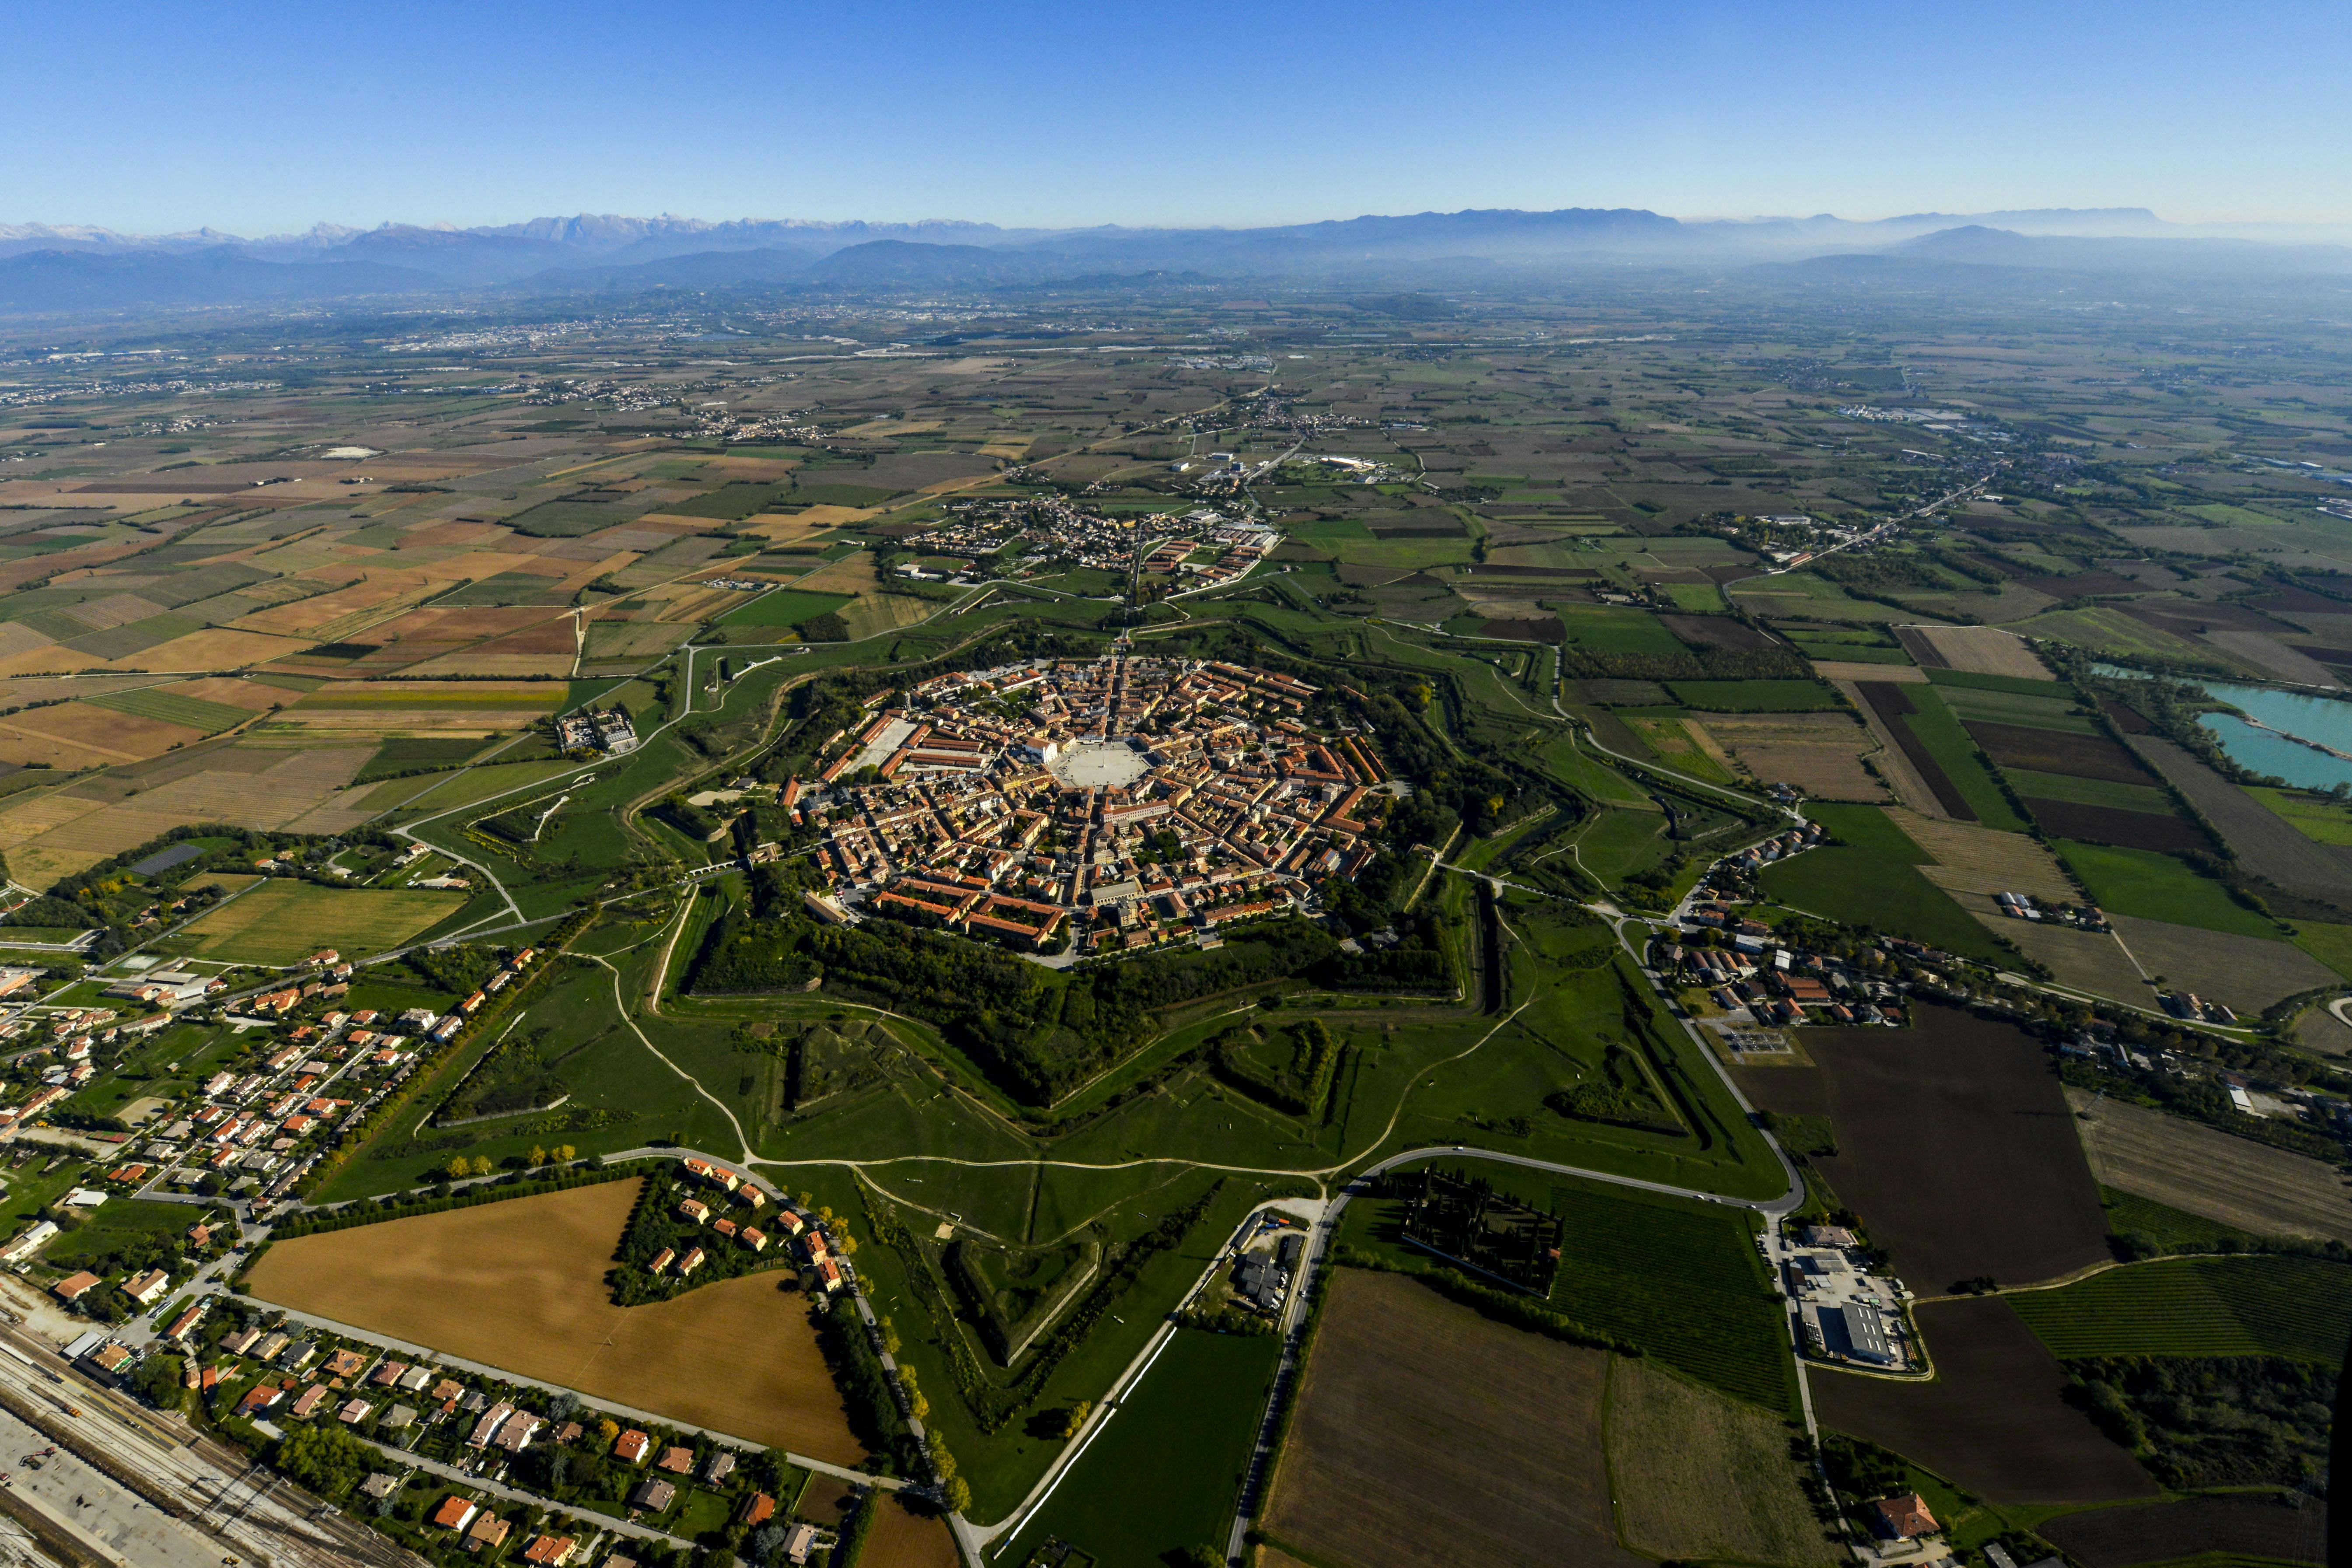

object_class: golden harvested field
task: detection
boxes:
[740,511,850,544]
[1692,712,1887,803]
[0,704,204,767]
[1912,625,2054,679]
[1261,1269,1638,1568]
[2108,915,2337,1013]
[119,627,312,671]
[1894,808,2081,901]
[1606,1359,1841,1566]
[246,1180,865,1463]
[840,593,943,639]
[794,553,889,595]
[861,1496,961,1568]
[2069,1088,2352,1243]
[178,880,463,963]
[585,619,688,660]
[234,576,421,637]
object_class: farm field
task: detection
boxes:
[2066,1089,2352,1244]
[993,1329,1277,1568]
[1892,807,2080,901]
[1982,917,2150,1007]
[1757,803,2008,962]
[1542,1177,1796,1414]
[1605,1358,1840,1566]
[2105,912,2336,1012]
[244,1178,865,1463]
[1902,625,2054,678]
[0,743,378,887]
[1691,711,1886,801]
[2017,795,2205,853]
[1666,678,1839,711]
[1810,1297,2157,1505]
[859,1497,961,1568]
[173,879,466,963]
[1745,1006,2108,1291]
[2053,840,2282,939]
[714,588,853,629]
[1258,1268,1639,1568]
[2007,1255,2352,1363]
[2247,786,2352,844]
[2035,1495,2330,1568]
[2125,731,2352,904]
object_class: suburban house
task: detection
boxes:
[781,1523,820,1565]
[522,1537,577,1566]
[469,1512,512,1552]
[1874,1493,1939,1540]
[51,1271,101,1304]
[656,1446,694,1475]
[738,1492,776,1527]
[121,1269,170,1306]
[432,1496,478,1533]
[628,1478,677,1514]
[677,1247,705,1276]
[290,1385,332,1420]
[613,1428,652,1464]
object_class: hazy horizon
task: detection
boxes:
[9,0,2347,236]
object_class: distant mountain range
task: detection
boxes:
[2,206,2347,314]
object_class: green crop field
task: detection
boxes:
[86,685,254,733]
[666,482,797,519]
[2247,787,2352,845]
[2010,1255,2352,1363]
[1560,606,1687,658]
[2002,768,2179,814]
[2290,921,2352,981]
[993,1330,1277,1566]
[715,589,853,628]
[1759,803,2007,962]
[176,881,468,964]
[1930,684,2097,732]
[1551,1186,1794,1412]
[1667,678,1840,712]
[1897,688,2028,829]
[2097,1187,2258,1253]
[2053,840,2279,938]
[499,500,638,537]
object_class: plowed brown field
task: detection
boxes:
[1811,1298,2156,1505]
[246,1179,863,1463]
[1260,1268,1637,1568]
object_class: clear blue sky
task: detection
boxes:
[11,0,2348,235]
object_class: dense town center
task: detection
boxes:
[805,657,1391,954]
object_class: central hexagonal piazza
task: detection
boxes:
[801,654,1393,956]
[1045,737,1153,790]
